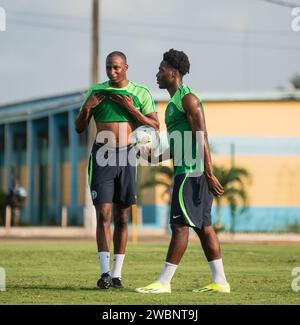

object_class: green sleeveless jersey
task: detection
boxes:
[80,81,156,123]
[165,84,205,177]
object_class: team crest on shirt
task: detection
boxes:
[91,190,97,200]
[168,105,175,116]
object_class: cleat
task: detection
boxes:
[111,277,123,289]
[135,281,171,294]
[97,272,112,289]
[192,282,230,293]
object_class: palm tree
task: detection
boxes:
[140,165,173,204]
[139,165,173,233]
[140,164,251,234]
[213,165,251,233]
[290,74,300,89]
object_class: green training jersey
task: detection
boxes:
[80,81,156,123]
[165,84,205,177]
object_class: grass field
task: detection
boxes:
[0,240,300,305]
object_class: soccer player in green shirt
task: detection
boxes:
[136,49,230,294]
[75,51,159,289]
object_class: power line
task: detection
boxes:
[103,29,300,51]
[7,19,300,51]
[258,0,300,8]
[8,16,299,39]
[8,9,90,21]
[103,19,298,37]
[7,8,299,37]
[9,18,88,33]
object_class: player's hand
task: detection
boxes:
[110,94,134,110]
[85,93,105,110]
[205,173,224,197]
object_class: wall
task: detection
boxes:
[147,99,300,231]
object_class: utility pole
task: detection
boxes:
[89,0,99,143]
[91,0,99,85]
[84,0,100,235]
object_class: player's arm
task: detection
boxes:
[75,93,105,133]
[182,94,224,197]
[109,94,159,130]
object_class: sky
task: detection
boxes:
[0,0,300,105]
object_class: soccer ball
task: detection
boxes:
[130,126,159,152]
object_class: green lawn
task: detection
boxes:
[0,240,300,305]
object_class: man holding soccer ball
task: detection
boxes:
[75,51,159,289]
[136,49,230,294]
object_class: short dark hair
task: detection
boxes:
[107,51,127,63]
[163,49,190,76]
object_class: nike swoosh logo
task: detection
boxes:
[172,215,181,219]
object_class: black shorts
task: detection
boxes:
[88,142,136,206]
[170,173,213,229]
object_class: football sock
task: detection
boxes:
[98,251,110,275]
[157,262,178,285]
[111,254,125,279]
[208,258,227,285]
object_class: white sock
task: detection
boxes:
[157,262,178,286]
[208,258,227,285]
[111,254,125,279]
[98,251,110,275]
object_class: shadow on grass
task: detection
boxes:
[7,284,135,293]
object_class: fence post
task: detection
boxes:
[61,206,68,227]
[131,205,138,243]
[5,206,11,230]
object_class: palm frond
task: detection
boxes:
[142,179,171,189]
[148,166,174,178]
[227,167,251,185]
[213,164,251,233]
